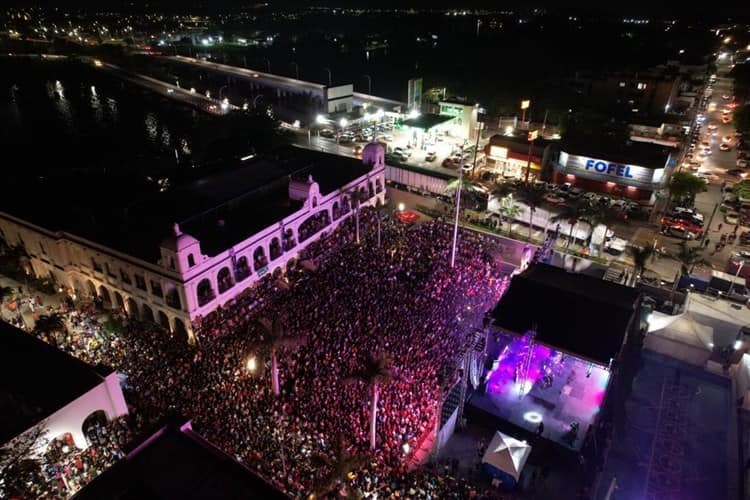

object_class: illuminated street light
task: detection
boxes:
[724,36,731,44]
[397,202,405,212]
[504,125,514,136]
[316,114,327,124]
[221,98,229,110]
[339,118,348,128]
[246,356,257,372]
[402,443,410,455]
[407,109,420,119]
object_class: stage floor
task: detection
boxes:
[472,335,610,451]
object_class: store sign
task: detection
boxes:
[489,146,508,159]
[559,152,658,185]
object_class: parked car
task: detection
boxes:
[726,212,740,225]
[604,236,628,255]
[544,194,566,205]
[738,159,749,168]
[568,187,584,199]
[720,143,732,151]
[394,147,411,158]
[352,145,363,157]
[425,151,437,162]
[722,116,732,124]
[727,169,748,178]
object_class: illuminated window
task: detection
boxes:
[619,81,626,87]
[637,82,647,90]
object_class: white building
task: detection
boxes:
[0,145,386,343]
[0,321,128,455]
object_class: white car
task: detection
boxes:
[738,159,749,168]
[726,212,740,225]
[605,237,628,255]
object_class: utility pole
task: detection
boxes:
[524,129,538,184]
[471,122,484,176]
[699,202,719,245]
[450,141,466,268]
[541,109,549,135]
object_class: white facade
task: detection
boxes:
[0,148,386,343]
[2,371,128,455]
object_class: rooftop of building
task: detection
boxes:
[0,145,374,263]
[0,321,111,445]
[560,136,673,169]
[403,113,454,131]
[491,264,641,365]
[74,418,288,500]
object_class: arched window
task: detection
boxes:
[197,279,214,306]
[236,256,251,282]
[217,267,234,294]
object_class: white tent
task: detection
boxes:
[481,431,532,481]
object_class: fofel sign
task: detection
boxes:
[559,152,656,185]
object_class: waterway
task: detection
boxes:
[0,58,203,175]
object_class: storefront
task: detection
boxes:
[483,134,552,182]
[551,145,672,204]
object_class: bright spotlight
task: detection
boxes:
[339,118,348,128]
[735,339,743,350]
[523,411,543,424]
[316,114,327,124]
[504,125,514,136]
[407,109,420,119]
[397,202,405,211]
[246,356,257,372]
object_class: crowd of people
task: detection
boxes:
[4,417,135,499]
[3,208,514,499]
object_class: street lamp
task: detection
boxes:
[521,99,531,126]
[340,117,348,128]
[398,202,405,212]
[291,61,299,79]
[450,139,468,269]
[323,67,332,86]
[524,129,538,184]
[362,74,372,94]
[246,356,257,372]
[316,114,327,124]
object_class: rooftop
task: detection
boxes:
[0,322,110,445]
[491,264,641,364]
[560,137,673,169]
[74,419,288,500]
[403,113,454,131]
[0,146,373,262]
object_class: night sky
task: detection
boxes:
[7,0,750,18]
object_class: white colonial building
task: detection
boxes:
[0,144,387,343]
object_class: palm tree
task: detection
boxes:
[309,435,366,500]
[672,241,709,275]
[346,352,393,450]
[626,245,656,286]
[351,190,370,245]
[33,313,67,342]
[583,206,624,256]
[552,200,592,249]
[500,203,522,235]
[255,317,306,396]
[515,184,547,241]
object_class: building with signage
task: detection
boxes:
[438,99,479,140]
[0,145,386,343]
[483,134,556,181]
[549,138,674,204]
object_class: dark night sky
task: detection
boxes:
[7,0,749,16]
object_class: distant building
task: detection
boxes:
[75,417,288,499]
[0,321,128,453]
[438,99,479,141]
[588,73,681,117]
[0,146,386,343]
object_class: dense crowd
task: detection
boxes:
[3,417,134,499]
[3,208,512,499]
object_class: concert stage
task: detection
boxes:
[471,332,611,451]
